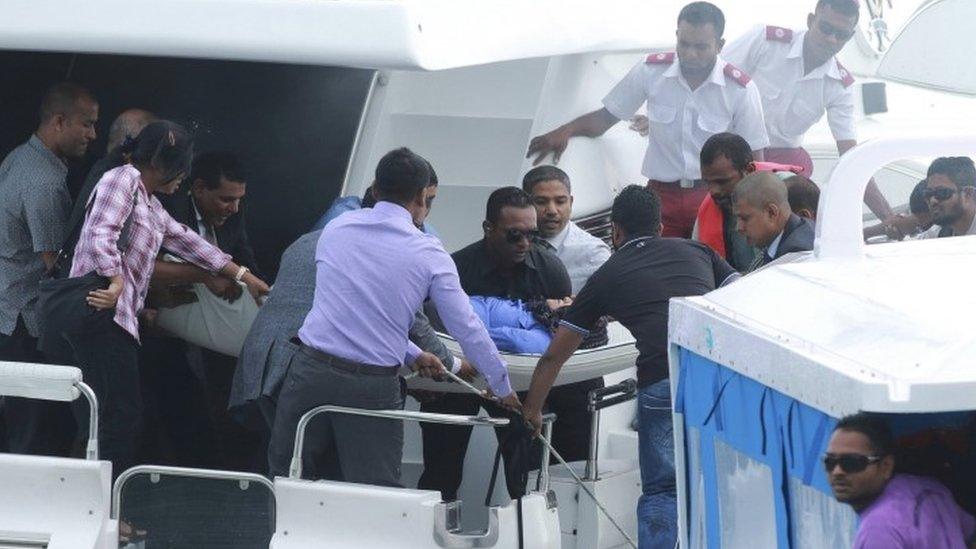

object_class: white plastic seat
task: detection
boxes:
[0,454,116,548]
[0,361,116,548]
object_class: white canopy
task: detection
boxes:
[670,134,976,416]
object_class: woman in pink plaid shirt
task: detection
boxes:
[67,121,268,476]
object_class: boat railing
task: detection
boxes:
[0,360,99,460]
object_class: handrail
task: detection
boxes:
[112,465,275,520]
[289,406,510,479]
[816,134,976,259]
[77,382,99,461]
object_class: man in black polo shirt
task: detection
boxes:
[523,185,738,549]
[419,186,601,501]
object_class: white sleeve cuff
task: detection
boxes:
[449,355,461,374]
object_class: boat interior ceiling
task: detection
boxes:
[0,50,373,278]
[0,1,812,72]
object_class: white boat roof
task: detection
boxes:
[2,0,809,70]
[670,135,976,417]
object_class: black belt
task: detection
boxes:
[292,338,399,377]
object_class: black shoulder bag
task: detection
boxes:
[36,189,137,359]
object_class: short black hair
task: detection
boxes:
[39,81,96,123]
[522,165,571,194]
[122,120,194,183]
[927,157,976,189]
[816,0,861,21]
[611,185,661,238]
[700,133,753,172]
[834,413,895,457]
[678,2,726,39]
[374,147,431,204]
[909,179,929,215]
[486,186,532,224]
[426,161,439,187]
[784,175,821,216]
[189,151,246,190]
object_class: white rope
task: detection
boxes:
[438,368,638,549]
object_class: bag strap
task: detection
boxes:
[48,184,139,277]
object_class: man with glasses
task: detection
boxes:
[918,157,976,239]
[825,413,975,548]
[419,186,574,501]
[722,0,897,228]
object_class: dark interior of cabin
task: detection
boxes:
[0,51,374,279]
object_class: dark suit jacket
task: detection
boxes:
[773,213,815,260]
[159,191,261,276]
[757,213,815,269]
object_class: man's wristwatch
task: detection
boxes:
[234,266,250,283]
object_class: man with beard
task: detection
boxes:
[918,157,976,239]
[825,413,975,548]
[526,1,768,238]
[694,133,761,272]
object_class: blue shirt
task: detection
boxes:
[469,296,552,354]
[298,201,512,397]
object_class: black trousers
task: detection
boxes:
[138,337,216,469]
[418,377,604,500]
[0,315,76,456]
[65,315,142,478]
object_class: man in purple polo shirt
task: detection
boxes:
[267,147,518,486]
[826,413,976,549]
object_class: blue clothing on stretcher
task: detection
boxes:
[469,296,552,354]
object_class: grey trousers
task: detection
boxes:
[267,347,404,486]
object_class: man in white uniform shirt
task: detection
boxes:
[522,165,610,294]
[722,0,896,223]
[527,1,769,238]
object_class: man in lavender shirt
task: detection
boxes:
[268,148,518,486]
[826,413,976,549]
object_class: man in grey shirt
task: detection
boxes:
[0,82,98,455]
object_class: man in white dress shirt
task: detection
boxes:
[527,1,769,238]
[722,0,896,224]
[522,165,611,294]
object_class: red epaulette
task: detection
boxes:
[723,63,751,87]
[645,52,676,65]
[836,60,855,88]
[765,25,793,43]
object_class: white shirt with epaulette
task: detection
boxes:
[723,24,857,149]
[602,52,769,182]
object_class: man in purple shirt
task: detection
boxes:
[268,148,518,486]
[826,413,976,549]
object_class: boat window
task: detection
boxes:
[714,437,777,549]
[788,476,857,548]
[0,50,373,278]
[117,470,275,548]
[686,427,708,549]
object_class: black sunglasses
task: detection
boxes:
[818,20,856,42]
[922,187,961,202]
[504,228,541,244]
[823,453,884,474]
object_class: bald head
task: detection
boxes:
[733,172,790,211]
[107,108,156,152]
[733,172,793,248]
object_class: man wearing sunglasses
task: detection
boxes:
[918,157,976,240]
[826,413,976,548]
[722,0,897,229]
[418,186,578,502]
